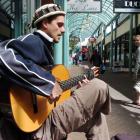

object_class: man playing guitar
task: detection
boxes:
[0,3,111,140]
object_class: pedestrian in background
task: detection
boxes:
[132,35,140,106]
[90,49,102,67]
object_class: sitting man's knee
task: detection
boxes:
[91,78,108,93]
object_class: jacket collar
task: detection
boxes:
[36,30,53,43]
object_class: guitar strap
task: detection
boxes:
[0,77,10,104]
[31,93,38,113]
[0,77,12,118]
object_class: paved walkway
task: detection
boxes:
[67,65,140,140]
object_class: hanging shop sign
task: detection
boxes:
[69,36,80,43]
[113,0,140,13]
[89,37,96,43]
[67,0,101,13]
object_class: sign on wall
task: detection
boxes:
[114,0,140,13]
[67,0,101,13]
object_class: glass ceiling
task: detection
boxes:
[0,0,115,42]
[68,0,115,41]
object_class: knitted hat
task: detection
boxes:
[32,4,65,28]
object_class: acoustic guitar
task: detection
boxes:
[10,65,94,132]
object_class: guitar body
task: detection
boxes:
[10,65,71,132]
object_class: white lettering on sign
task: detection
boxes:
[67,0,101,12]
[125,1,140,7]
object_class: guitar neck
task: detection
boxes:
[59,70,94,91]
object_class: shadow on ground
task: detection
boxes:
[100,70,140,137]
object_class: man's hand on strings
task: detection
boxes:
[91,66,100,77]
[77,75,89,88]
[82,65,100,77]
[48,82,62,103]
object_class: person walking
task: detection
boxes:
[90,49,102,67]
[132,35,140,106]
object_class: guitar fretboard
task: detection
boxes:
[59,70,94,91]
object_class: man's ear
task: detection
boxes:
[42,20,48,29]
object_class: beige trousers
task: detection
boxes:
[32,78,111,140]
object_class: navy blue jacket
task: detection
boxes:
[0,30,56,96]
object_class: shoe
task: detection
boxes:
[131,102,140,106]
